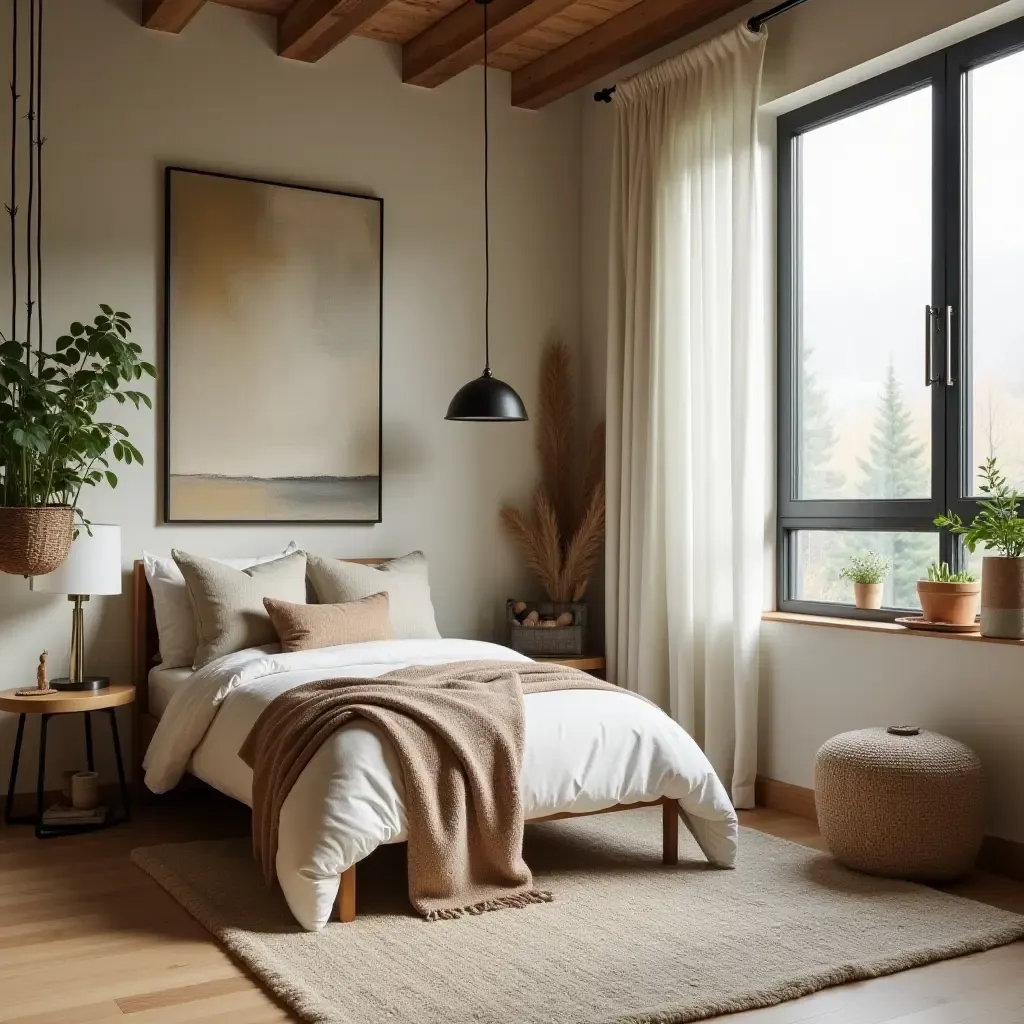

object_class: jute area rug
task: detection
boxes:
[131,807,1024,1024]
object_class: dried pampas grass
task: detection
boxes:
[500,341,606,602]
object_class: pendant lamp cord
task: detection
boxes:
[482,0,490,375]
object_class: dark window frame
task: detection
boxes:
[776,16,1024,620]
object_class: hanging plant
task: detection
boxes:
[0,308,154,516]
[0,1,153,576]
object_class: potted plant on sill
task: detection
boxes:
[839,552,890,610]
[934,458,1024,639]
[917,562,980,626]
[0,307,154,576]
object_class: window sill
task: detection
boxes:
[762,611,1024,647]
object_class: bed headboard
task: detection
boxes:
[131,557,386,718]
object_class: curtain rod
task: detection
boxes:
[592,0,810,102]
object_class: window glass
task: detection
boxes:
[967,48,1024,493]
[796,88,933,501]
[793,530,940,609]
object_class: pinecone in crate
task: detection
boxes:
[507,600,587,657]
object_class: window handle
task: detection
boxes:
[925,305,940,386]
[945,305,955,386]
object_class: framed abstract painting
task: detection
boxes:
[163,167,383,523]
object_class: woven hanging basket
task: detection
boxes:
[0,506,75,577]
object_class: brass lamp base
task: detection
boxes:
[59,595,108,691]
[51,676,110,692]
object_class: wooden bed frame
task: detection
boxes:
[131,559,682,924]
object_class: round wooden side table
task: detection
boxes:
[0,684,134,839]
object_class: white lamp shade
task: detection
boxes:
[30,524,122,596]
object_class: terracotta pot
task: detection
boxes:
[0,506,74,577]
[981,556,1024,639]
[916,580,980,625]
[854,582,883,610]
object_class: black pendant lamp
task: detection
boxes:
[445,0,528,422]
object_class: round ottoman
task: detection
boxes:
[814,726,984,882]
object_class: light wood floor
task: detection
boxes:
[1,797,1022,1023]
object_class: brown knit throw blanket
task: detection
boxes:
[238,660,630,921]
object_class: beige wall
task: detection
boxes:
[760,623,1024,843]
[0,0,581,790]
[578,0,1024,843]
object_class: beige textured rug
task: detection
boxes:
[131,808,1024,1024]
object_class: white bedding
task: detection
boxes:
[144,638,738,931]
[148,666,195,718]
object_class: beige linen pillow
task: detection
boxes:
[172,549,308,668]
[263,593,393,653]
[143,543,299,668]
[306,551,441,640]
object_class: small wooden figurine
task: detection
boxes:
[16,651,57,697]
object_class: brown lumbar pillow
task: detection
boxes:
[263,593,393,653]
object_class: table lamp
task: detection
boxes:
[30,524,122,691]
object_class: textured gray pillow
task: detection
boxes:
[306,551,440,640]
[173,549,308,668]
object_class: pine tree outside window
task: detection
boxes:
[777,16,1024,619]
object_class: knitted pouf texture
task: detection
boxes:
[814,727,984,882]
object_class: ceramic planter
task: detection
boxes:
[981,556,1024,639]
[916,580,980,626]
[854,582,884,610]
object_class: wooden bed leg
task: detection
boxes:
[662,799,679,865]
[337,865,357,923]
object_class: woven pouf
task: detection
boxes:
[814,726,984,882]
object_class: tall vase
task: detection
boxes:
[980,556,1024,639]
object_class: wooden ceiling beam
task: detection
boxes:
[403,0,579,89]
[141,0,207,32]
[510,0,751,109]
[278,0,394,62]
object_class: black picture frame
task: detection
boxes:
[162,166,384,525]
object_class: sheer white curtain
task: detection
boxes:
[605,24,767,808]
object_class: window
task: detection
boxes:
[777,17,1024,618]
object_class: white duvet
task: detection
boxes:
[144,638,738,931]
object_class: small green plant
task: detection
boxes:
[934,458,1024,558]
[924,562,978,584]
[1,306,154,525]
[839,551,891,585]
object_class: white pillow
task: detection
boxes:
[305,551,441,640]
[143,543,298,668]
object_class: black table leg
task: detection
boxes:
[5,709,129,838]
[34,714,51,840]
[84,711,95,772]
[107,709,130,823]
[4,714,26,825]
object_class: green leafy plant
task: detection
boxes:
[934,458,1024,558]
[839,551,891,585]
[0,306,154,524]
[924,562,978,584]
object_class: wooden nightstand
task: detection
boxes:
[535,656,606,677]
[1,684,134,838]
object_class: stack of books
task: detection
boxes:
[41,802,108,827]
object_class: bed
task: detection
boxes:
[131,560,738,931]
